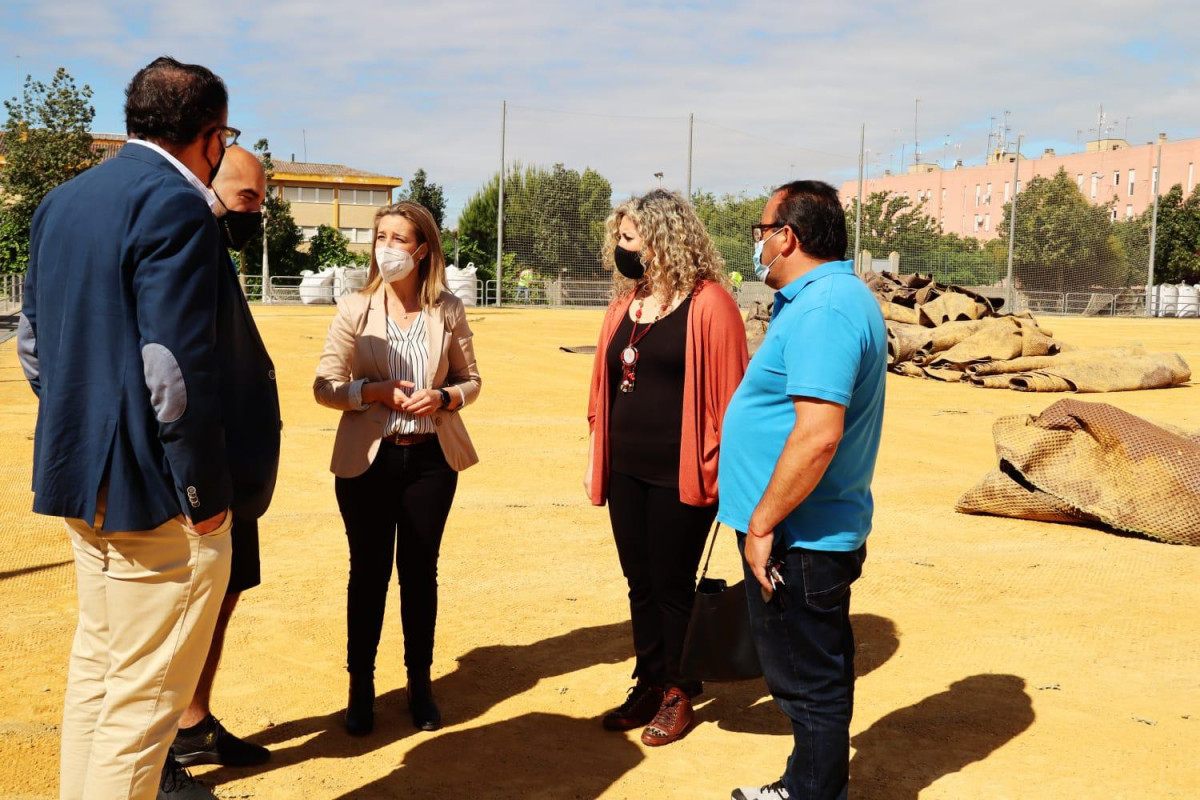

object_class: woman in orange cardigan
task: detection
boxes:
[586,189,748,746]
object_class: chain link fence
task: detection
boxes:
[881,170,1155,317]
[483,110,1196,319]
[496,106,852,308]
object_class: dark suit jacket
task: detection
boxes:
[20,143,275,530]
[215,253,281,520]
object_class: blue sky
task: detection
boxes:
[4,1,1198,223]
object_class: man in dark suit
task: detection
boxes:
[19,57,246,800]
[167,145,281,780]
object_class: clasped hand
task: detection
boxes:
[364,380,442,416]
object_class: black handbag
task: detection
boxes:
[679,523,762,681]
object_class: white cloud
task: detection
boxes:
[5,0,1199,222]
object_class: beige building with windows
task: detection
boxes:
[267,160,403,253]
[0,133,402,256]
[839,134,1200,241]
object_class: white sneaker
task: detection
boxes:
[731,779,789,800]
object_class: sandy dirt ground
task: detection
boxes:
[1,306,1197,800]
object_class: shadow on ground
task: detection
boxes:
[850,673,1035,799]
[337,712,643,799]
[200,621,632,788]
[0,559,72,583]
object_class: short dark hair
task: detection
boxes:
[125,56,227,146]
[773,180,847,261]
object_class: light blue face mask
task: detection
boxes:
[752,227,784,281]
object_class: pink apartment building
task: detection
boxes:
[839,134,1200,241]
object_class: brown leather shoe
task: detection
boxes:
[641,687,693,746]
[602,683,664,731]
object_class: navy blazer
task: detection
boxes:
[20,143,269,531]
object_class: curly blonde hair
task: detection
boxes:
[602,189,728,298]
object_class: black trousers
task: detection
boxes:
[607,471,716,694]
[335,440,458,677]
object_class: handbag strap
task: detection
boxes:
[698,521,722,581]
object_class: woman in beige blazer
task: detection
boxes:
[314,201,480,737]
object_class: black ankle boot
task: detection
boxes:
[406,675,441,731]
[344,673,374,736]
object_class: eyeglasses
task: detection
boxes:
[751,222,786,242]
[212,126,241,147]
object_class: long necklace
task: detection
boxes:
[619,295,669,393]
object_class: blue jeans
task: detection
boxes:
[740,535,866,800]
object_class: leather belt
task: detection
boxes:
[383,432,436,447]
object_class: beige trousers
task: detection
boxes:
[59,502,231,800]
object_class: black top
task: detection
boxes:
[607,295,692,487]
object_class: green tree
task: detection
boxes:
[454,163,613,289]
[845,191,943,256]
[1145,184,1200,285]
[997,168,1127,292]
[0,68,96,273]
[504,162,612,281]
[402,168,446,228]
[692,190,769,280]
[842,191,1002,285]
[306,225,356,269]
[242,138,305,279]
[456,172,500,280]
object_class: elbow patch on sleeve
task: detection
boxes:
[142,343,187,423]
[16,314,38,383]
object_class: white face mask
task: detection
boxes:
[376,246,418,283]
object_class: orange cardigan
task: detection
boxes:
[587,279,749,507]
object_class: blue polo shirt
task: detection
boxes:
[717,260,886,551]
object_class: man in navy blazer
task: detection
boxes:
[20,57,242,800]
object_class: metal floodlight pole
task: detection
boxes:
[496,100,506,307]
[855,123,864,274]
[1146,142,1163,316]
[686,113,694,198]
[1004,135,1022,312]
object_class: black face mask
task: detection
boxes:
[614,245,645,279]
[214,191,263,250]
[219,209,263,251]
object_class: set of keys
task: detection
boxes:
[760,557,786,608]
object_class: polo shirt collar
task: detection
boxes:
[777,259,855,302]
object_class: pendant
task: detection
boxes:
[619,346,639,393]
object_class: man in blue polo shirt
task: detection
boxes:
[720,180,886,800]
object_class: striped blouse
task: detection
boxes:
[385,313,436,435]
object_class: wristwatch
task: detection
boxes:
[437,388,451,408]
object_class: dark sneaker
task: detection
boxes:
[602,682,664,731]
[640,686,694,746]
[173,713,270,767]
[732,779,790,799]
[158,751,217,799]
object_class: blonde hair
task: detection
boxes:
[361,201,447,308]
[602,189,728,298]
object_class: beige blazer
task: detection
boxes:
[314,287,481,477]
